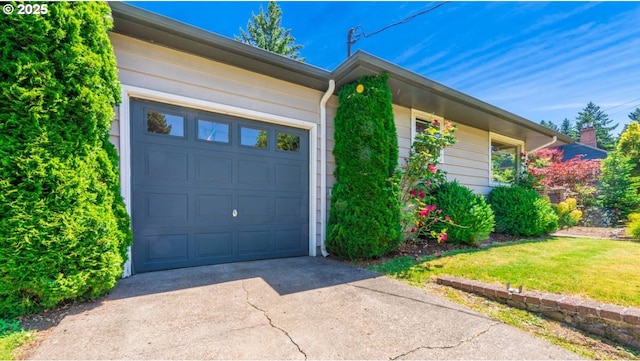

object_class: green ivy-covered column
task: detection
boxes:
[327,73,401,260]
[0,2,132,317]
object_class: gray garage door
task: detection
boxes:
[131,99,309,273]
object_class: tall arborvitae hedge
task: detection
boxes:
[0,2,132,317]
[327,74,401,260]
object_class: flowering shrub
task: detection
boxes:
[399,119,456,242]
[554,198,582,229]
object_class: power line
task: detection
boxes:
[347,2,449,57]
[602,97,640,113]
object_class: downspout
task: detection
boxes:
[320,79,335,257]
[529,135,557,152]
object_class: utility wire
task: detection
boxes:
[601,97,640,113]
[347,1,449,57]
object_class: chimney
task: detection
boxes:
[580,127,597,148]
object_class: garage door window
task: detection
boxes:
[197,119,230,143]
[277,132,300,152]
[240,127,268,148]
[147,111,184,137]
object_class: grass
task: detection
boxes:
[371,236,640,307]
[0,319,35,360]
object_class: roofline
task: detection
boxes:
[333,51,575,144]
[109,2,330,91]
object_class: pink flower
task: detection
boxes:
[409,190,417,197]
[428,164,437,173]
[419,209,429,217]
[445,216,451,222]
[438,233,448,243]
[425,181,432,188]
[427,205,437,212]
[419,191,426,199]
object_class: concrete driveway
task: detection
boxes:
[30,257,580,360]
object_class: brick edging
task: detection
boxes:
[437,276,640,350]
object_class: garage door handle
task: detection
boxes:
[232,209,238,217]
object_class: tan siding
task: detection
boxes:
[441,123,492,194]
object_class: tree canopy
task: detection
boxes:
[235,1,304,61]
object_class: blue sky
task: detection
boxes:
[129,1,640,136]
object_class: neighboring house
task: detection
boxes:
[108,3,573,276]
[555,127,608,161]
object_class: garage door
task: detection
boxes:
[131,99,309,273]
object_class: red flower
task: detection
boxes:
[419,191,426,199]
[409,190,417,197]
[428,164,437,173]
[438,233,448,243]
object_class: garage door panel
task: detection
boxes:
[145,234,189,263]
[144,150,189,180]
[238,230,272,255]
[194,194,232,220]
[132,99,309,273]
[146,193,189,220]
[275,163,303,187]
[195,232,233,258]
[275,229,304,252]
[238,159,271,185]
[194,155,233,183]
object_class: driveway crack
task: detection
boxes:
[241,281,307,360]
[390,322,501,360]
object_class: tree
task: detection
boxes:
[235,1,304,61]
[617,121,640,177]
[629,108,640,122]
[574,102,618,150]
[540,120,559,132]
[327,74,401,260]
[560,118,578,140]
[0,2,132,317]
[599,151,640,224]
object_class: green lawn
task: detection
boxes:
[371,237,640,307]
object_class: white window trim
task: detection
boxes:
[410,109,446,162]
[118,84,318,277]
[489,132,525,187]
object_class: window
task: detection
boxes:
[197,119,229,143]
[411,109,446,162]
[240,127,268,148]
[490,134,523,184]
[276,132,300,152]
[146,111,184,137]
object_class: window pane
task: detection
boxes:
[277,132,300,151]
[491,140,518,183]
[147,111,184,137]
[240,127,267,148]
[198,119,229,143]
[415,120,430,133]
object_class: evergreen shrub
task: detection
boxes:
[487,186,558,236]
[554,198,582,229]
[0,2,132,318]
[431,181,495,245]
[327,74,402,260]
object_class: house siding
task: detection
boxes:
[442,124,492,195]
[109,33,325,248]
[326,104,493,197]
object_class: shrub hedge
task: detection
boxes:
[431,181,495,245]
[487,186,558,236]
[0,2,132,317]
[327,73,402,260]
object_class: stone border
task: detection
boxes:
[437,276,640,350]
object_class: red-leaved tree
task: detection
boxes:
[530,148,601,206]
